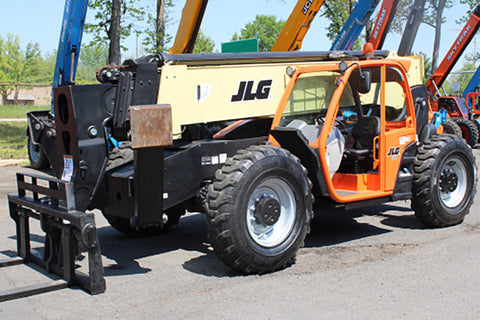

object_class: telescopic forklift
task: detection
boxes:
[4,0,476,301]
[2,41,476,300]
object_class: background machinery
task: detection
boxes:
[425,4,480,147]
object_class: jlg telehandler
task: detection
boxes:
[3,46,477,300]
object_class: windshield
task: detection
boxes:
[279,71,350,126]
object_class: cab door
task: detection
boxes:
[380,65,417,191]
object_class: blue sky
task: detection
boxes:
[0,0,476,71]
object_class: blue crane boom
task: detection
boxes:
[463,67,480,99]
[51,0,89,111]
[330,0,380,51]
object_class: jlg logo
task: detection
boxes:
[231,80,272,102]
[387,147,400,157]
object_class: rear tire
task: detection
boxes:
[102,143,184,236]
[206,145,313,274]
[411,135,477,227]
[27,138,50,169]
[453,118,479,147]
[440,120,462,138]
[473,118,480,142]
[106,142,134,171]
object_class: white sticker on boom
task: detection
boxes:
[163,193,168,199]
[61,155,73,182]
[211,156,219,165]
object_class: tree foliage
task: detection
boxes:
[193,31,216,53]
[0,34,43,104]
[85,0,145,64]
[322,0,356,42]
[231,15,285,52]
[444,60,475,94]
[458,0,479,24]
[142,0,174,54]
[391,0,452,32]
[76,44,109,83]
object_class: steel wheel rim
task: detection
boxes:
[438,156,468,209]
[246,178,296,248]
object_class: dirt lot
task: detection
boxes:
[0,149,479,319]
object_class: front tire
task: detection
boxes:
[411,135,477,227]
[206,145,313,274]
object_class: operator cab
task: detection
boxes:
[271,61,416,204]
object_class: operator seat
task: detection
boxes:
[340,116,380,173]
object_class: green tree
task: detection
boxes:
[0,34,42,105]
[444,60,475,94]
[458,0,479,23]
[34,51,56,84]
[193,31,215,53]
[85,0,145,65]
[231,15,285,52]
[76,44,109,83]
[320,0,374,50]
[322,1,355,42]
[142,0,174,54]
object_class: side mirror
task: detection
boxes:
[358,70,372,94]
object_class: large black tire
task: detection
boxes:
[206,145,313,274]
[411,135,477,227]
[102,142,183,236]
[453,118,479,147]
[27,138,50,169]
[440,120,462,138]
[106,142,134,171]
[473,118,480,143]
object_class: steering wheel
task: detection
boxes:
[315,115,325,125]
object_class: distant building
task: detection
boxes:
[6,93,36,106]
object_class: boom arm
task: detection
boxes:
[368,0,399,50]
[463,66,480,98]
[271,0,324,52]
[397,0,426,56]
[330,0,380,51]
[169,0,209,54]
[425,4,480,97]
[52,0,89,109]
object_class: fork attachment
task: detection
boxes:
[2,172,105,301]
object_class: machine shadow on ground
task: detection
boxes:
[0,197,430,281]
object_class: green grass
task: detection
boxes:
[0,105,50,119]
[0,121,28,159]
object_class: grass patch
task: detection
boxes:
[0,105,50,119]
[0,121,28,159]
